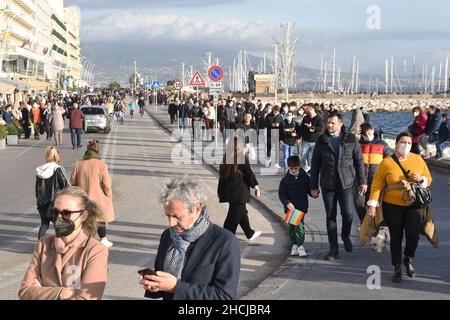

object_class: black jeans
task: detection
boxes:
[354,183,371,223]
[382,202,422,266]
[322,188,356,248]
[223,203,255,239]
[37,203,51,239]
[98,222,107,238]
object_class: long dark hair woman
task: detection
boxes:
[367,132,432,282]
[218,137,262,241]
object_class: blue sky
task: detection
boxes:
[66,0,450,71]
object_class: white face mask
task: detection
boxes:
[289,168,300,176]
[328,131,338,137]
[364,134,374,142]
[414,112,419,117]
[398,143,411,156]
[287,116,293,122]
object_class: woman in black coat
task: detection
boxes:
[218,138,262,241]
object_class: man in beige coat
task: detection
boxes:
[19,187,108,300]
[70,140,115,247]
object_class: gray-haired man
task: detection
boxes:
[140,175,240,300]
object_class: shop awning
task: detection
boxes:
[0,78,32,92]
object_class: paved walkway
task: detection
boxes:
[0,109,287,299]
[147,103,450,300]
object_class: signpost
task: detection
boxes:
[189,71,206,100]
[174,80,183,101]
[207,66,224,147]
[62,76,69,87]
[173,80,183,91]
[208,66,224,82]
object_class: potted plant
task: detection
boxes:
[6,124,21,145]
[0,125,7,150]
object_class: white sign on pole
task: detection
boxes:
[174,80,183,91]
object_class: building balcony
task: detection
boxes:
[16,0,36,13]
[5,45,50,64]
[4,2,36,29]
[9,24,37,43]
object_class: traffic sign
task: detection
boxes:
[208,66,224,82]
[210,82,222,89]
[152,81,160,88]
[62,76,69,86]
[173,80,183,91]
[189,71,206,86]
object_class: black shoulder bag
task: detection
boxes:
[391,154,432,208]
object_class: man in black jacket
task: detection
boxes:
[168,99,178,124]
[310,111,367,260]
[265,105,282,168]
[280,111,300,171]
[190,101,204,141]
[299,103,324,172]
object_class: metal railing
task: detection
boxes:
[377,129,398,140]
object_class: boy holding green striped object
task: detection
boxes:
[278,155,311,257]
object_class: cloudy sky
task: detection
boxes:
[66,0,450,73]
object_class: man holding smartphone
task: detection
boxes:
[138,176,240,300]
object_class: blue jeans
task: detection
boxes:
[70,128,82,149]
[322,188,356,249]
[178,117,187,138]
[283,144,295,169]
[300,141,315,171]
[435,139,450,157]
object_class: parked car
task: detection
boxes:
[80,105,112,133]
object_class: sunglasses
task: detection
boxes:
[51,208,85,220]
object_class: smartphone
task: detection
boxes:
[138,268,157,276]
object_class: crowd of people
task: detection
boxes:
[5,88,448,300]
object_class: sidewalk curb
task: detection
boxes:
[145,107,288,227]
[427,159,450,173]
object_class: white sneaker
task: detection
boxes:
[298,245,308,257]
[273,163,282,169]
[100,238,114,248]
[291,244,299,256]
[249,231,262,241]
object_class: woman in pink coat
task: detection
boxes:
[70,139,115,247]
[19,187,108,300]
[410,106,428,155]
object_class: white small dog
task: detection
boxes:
[370,227,391,254]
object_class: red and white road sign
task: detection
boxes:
[208,65,224,82]
[189,71,206,86]
[173,80,183,90]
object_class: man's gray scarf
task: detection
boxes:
[163,210,211,279]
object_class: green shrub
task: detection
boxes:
[6,124,21,136]
[0,125,7,140]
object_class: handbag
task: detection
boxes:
[391,154,432,208]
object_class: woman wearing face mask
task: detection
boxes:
[19,187,108,300]
[70,140,115,247]
[367,132,432,282]
[408,106,428,155]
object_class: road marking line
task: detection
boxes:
[13,139,42,159]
